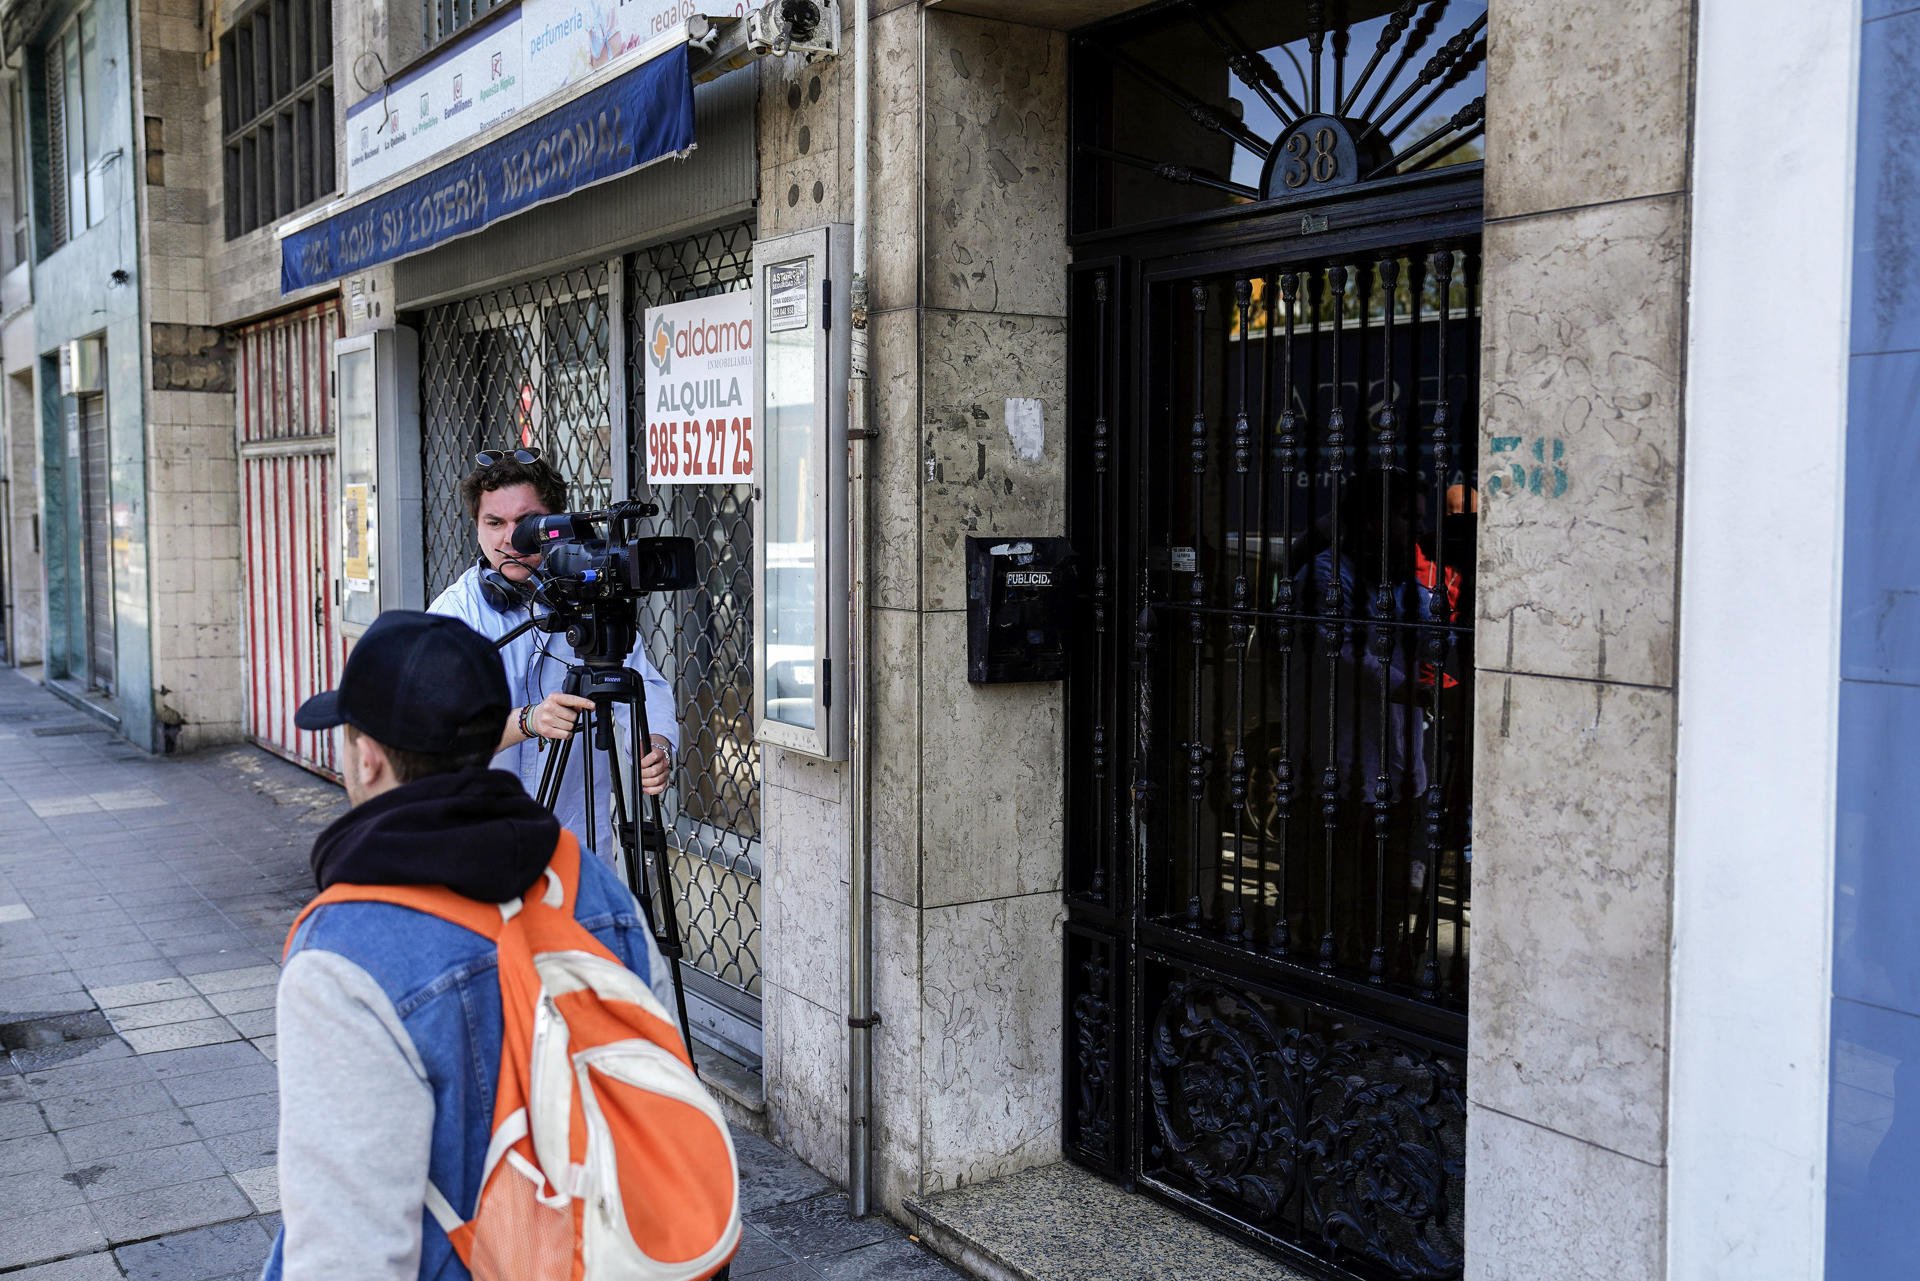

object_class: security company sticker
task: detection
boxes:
[766,261,809,333]
[643,290,755,485]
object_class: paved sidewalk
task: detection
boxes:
[0,668,959,1280]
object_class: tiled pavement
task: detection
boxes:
[0,668,961,1281]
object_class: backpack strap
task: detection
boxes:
[283,830,584,959]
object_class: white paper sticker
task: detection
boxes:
[766,261,809,333]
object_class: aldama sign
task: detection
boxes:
[642,291,755,485]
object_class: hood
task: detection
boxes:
[311,767,559,903]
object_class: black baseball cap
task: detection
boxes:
[295,610,508,756]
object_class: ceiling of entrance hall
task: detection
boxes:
[1071,0,1488,234]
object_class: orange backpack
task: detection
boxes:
[286,832,741,1280]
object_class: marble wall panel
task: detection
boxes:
[871,891,925,1213]
[1477,195,1686,688]
[764,983,851,1187]
[919,310,1066,611]
[761,150,847,239]
[763,784,851,1015]
[870,306,922,614]
[1485,0,1693,220]
[920,892,1065,1193]
[1468,672,1675,1165]
[870,3,923,315]
[759,54,844,175]
[919,611,1063,907]
[1465,1103,1665,1281]
[766,745,850,805]
[871,607,923,907]
[922,13,1068,318]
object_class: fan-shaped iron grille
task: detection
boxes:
[1073,0,1487,235]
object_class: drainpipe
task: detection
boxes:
[845,0,877,1222]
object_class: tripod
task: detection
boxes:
[529,660,694,1042]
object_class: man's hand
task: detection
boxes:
[641,736,672,796]
[529,692,595,740]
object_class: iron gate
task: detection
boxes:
[1065,4,1484,1278]
[417,225,763,1048]
[238,299,342,776]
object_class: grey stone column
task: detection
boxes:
[1466,3,1696,1277]
[754,0,1071,1217]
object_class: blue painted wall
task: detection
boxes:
[1830,5,1920,1275]
[24,0,152,750]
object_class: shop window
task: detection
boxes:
[41,4,103,251]
[220,0,334,239]
[422,0,510,53]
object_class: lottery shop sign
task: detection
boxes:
[642,291,754,485]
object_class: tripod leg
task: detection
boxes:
[615,700,695,1045]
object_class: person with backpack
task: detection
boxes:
[264,609,739,1281]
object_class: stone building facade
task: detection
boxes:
[0,0,1897,1278]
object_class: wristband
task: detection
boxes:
[518,704,536,738]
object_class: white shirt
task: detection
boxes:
[428,565,678,860]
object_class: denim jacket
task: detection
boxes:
[261,850,665,1281]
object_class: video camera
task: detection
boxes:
[510,500,697,665]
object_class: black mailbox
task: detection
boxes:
[966,536,1077,684]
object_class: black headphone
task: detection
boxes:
[477,555,535,612]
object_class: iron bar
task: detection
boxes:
[1370,257,1401,986]
[1092,272,1113,905]
[1099,43,1272,158]
[1421,247,1453,1000]
[1187,3,1305,124]
[1186,280,1210,931]
[1228,278,1254,943]
[1367,11,1487,142]
[1307,0,1326,115]
[1380,38,1487,144]
[1367,97,1485,181]
[1341,2,1419,117]
[1361,0,1449,125]
[1318,263,1348,973]
[1078,144,1260,199]
[1270,270,1301,958]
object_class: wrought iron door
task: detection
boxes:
[1065,4,1484,1279]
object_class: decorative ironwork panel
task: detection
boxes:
[1072,0,1486,236]
[1142,951,1466,1279]
[1065,924,1126,1177]
[419,262,613,598]
[624,223,763,1015]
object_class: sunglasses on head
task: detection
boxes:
[474,447,544,467]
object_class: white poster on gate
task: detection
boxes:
[643,291,755,485]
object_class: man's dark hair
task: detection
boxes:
[345,724,494,784]
[459,457,567,519]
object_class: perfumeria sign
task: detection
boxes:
[344,0,763,194]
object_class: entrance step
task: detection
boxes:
[904,1162,1310,1281]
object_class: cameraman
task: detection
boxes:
[428,448,677,865]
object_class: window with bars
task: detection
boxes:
[422,0,511,54]
[220,0,335,239]
[41,5,102,252]
[416,225,765,1047]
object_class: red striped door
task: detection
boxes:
[236,300,342,777]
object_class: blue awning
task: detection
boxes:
[280,42,694,293]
